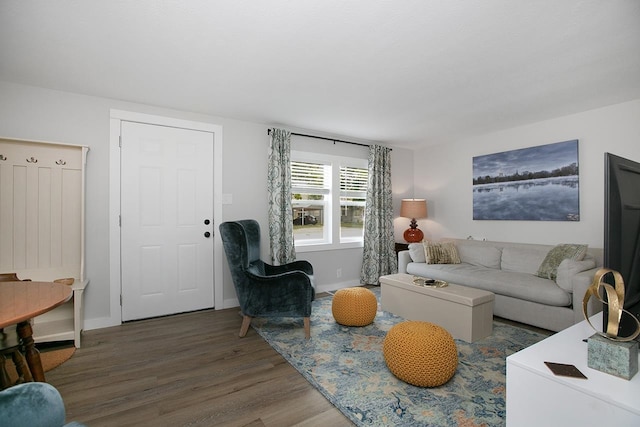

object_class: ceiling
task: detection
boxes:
[1,1,639,150]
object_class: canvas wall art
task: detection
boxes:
[473,140,579,221]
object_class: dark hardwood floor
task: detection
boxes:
[45,305,352,427]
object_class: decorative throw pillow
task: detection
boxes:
[423,241,461,264]
[536,243,588,281]
[408,243,426,263]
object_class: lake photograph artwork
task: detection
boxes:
[473,140,580,221]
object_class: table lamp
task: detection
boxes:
[400,199,428,243]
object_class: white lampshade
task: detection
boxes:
[400,199,427,219]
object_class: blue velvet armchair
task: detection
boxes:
[0,382,85,427]
[219,220,315,339]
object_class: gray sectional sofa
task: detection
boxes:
[398,238,603,332]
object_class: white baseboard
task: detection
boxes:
[223,297,240,309]
[85,282,369,331]
[84,316,120,331]
[220,281,364,310]
[316,280,367,294]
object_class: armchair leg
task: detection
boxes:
[304,317,310,339]
[239,315,252,337]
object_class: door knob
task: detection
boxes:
[204,219,210,225]
[204,231,211,238]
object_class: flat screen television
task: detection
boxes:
[603,152,640,340]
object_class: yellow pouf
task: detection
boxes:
[331,287,378,326]
[383,321,458,387]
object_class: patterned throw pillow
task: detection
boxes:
[423,241,461,264]
[536,243,588,281]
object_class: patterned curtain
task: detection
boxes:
[361,145,397,284]
[267,128,296,264]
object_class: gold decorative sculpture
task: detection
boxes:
[582,268,640,342]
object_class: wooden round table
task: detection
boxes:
[0,281,72,383]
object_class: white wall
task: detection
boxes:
[0,81,413,330]
[414,99,640,248]
[4,80,636,330]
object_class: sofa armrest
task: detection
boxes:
[398,250,412,274]
[556,258,596,292]
[571,267,602,325]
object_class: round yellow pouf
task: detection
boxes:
[331,287,378,326]
[383,321,458,387]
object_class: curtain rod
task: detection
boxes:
[267,129,390,150]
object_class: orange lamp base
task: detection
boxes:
[403,228,424,243]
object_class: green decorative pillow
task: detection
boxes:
[423,241,461,264]
[536,243,588,280]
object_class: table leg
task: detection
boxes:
[0,355,12,389]
[16,320,45,382]
[12,350,33,383]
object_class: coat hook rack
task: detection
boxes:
[56,159,66,165]
[26,156,38,163]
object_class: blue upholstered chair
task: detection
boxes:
[0,382,85,427]
[219,220,315,339]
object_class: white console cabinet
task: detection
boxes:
[33,279,89,348]
[506,312,640,426]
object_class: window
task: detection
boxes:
[339,165,368,243]
[291,151,368,251]
[291,159,329,244]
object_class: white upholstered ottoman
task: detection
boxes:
[379,273,494,342]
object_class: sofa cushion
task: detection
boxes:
[408,243,426,263]
[501,246,549,275]
[455,243,502,269]
[423,241,461,264]
[537,244,588,280]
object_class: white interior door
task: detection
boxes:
[120,121,214,321]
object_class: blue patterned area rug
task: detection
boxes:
[251,287,549,427]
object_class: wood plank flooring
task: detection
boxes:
[45,305,353,427]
